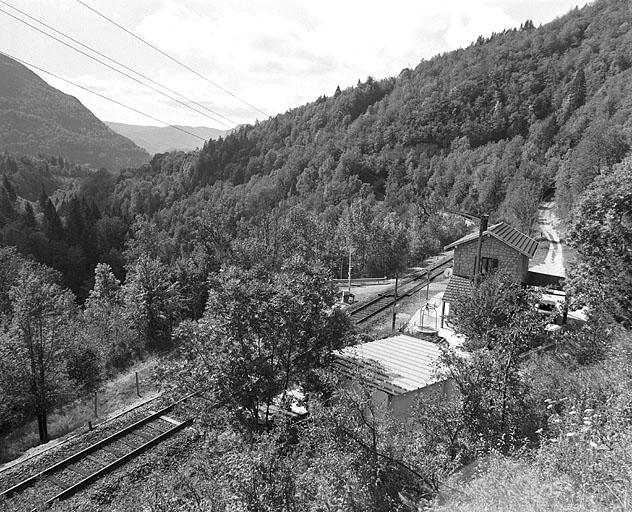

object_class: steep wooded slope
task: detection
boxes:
[96,0,632,280]
[112,0,631,224]
[0,54,149,171]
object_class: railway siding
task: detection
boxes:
[0,395,195,509]
[348,256,453,324]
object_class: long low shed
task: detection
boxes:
[333,334,452,418]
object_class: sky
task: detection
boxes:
[1,0,584,129]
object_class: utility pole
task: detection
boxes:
[391,273,399,332]
[446,209,489,282]
[347,248,352,295]
[474,214,489,282]
[425,268,430,301]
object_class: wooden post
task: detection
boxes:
[562,293,570,325]
[441,301,446,328]
[88,420,93,431]
[136,371,141,397]
[391,273,399,332]
[93,391,98,417]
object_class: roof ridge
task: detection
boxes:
[444,221,538,257]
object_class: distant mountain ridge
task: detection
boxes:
[0,53,149,171]
[106,122,230,155]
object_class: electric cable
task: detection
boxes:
[0,50,208,142]
[74,0,268,118]
[0,6,233,128]
[0,0,235,127]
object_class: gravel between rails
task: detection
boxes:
[56,427,201,512]
[0,394,180,494]
[0,397,201,511]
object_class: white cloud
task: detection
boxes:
[131,0,547,124]
[10,0,582,126]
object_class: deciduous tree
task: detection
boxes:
[567,158,632,326]
[7,264,76,443]
[165,262,352,430]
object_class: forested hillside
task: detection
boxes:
[0,153,129,301]
[0,54,149,171]
[100,0,631,282]
[4,0,630,308]
[1,0,630,305]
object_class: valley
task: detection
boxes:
[105,121,230,155]
[0,0,631,510]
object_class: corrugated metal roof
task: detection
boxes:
[332,335,444,395]
[444,222,539,258]
[490,223,539,257]
[443,275,474,303]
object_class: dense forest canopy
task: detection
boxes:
[101,0,632,280]
[0,0,630,303]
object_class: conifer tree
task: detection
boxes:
[22,202,36,228]
[0,185,15,226]
[2,174,17,201]
[568,68,586,112]
[39,194,64,241]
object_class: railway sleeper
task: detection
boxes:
[141,422,167,435]
[87,451,116,466]
[131,432,155,445]
[46,475,68,490]
[68,463,93,478]
[132,428,155,442]
[100,445,127,459]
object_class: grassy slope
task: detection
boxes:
[0,359,159,465]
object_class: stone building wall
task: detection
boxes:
[453,235,529,282]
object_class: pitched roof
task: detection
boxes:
[444,222,539,258]
[332,335,444,395]
[442,275,474,303]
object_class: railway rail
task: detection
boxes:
[0,394,195,510]
[348,256,453,324]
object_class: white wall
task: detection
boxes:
[388,380,454,419]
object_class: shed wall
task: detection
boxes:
[389,380,454,419]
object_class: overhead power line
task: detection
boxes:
[74,0,268,119]
[0,50,208,143]
[0,5,234,129]
[0,0,236,128]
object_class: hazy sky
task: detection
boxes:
[1,0,584,128]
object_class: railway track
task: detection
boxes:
[348,256,453,324]
[0,395,194,510]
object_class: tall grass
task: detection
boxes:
[433,330,632,511]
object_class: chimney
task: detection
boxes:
[480,214,489,232]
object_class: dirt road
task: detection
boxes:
[530,201,565,276]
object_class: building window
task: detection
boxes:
[481,257,499,274]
